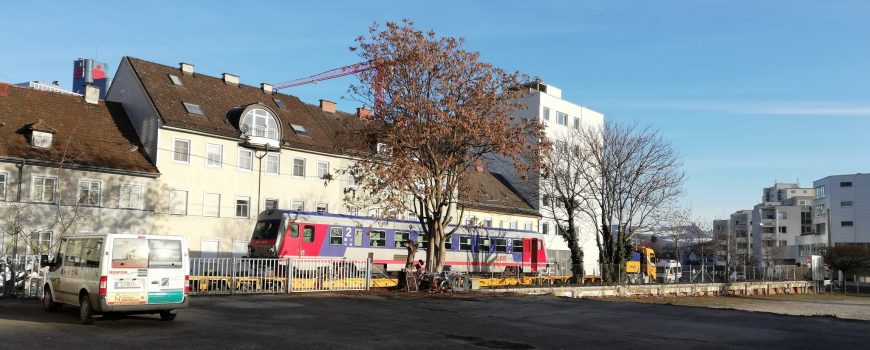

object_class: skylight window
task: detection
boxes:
[183,102,204,115]
[290,124,309,136]
[273,98,287,109]
[169,74,183,86]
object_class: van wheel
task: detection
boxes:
[79,294,95,325]
[159,311,177,321]
[43,288,61,312]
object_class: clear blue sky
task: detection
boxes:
[2,1,869,223]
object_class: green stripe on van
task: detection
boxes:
[147,290,184,304]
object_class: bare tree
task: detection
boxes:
[652,206,696,262]
[340,20,548,272]
[572,122,685,282]
[540,131,590,282]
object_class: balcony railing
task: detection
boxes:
[246,126,279,140]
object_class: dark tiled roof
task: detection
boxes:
[303,104,372,154]
[125,57,339,154]
[0,84,158,174]
[460,171,539,217]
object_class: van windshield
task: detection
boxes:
[252,219,282,240]
[112,238,183,269]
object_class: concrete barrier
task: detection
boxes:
[483,281,816,298]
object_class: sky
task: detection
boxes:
[2,1,869,223]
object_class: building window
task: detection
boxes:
[293,158,306,177]
[347,173,357,188]
[542,107,550,121]
[238,148,253,171]
[30,231,52,255]
[841,221,854,227]
[417,234,429,249]
[483,217,493,227]
[265,153,279,175]
[241,108,279,140]
[0,173,6,200]
[77,180,101,206]
[495,238,507,252]
[236,197,250,218]
[173,139,191,163]
[841,201,853,208]
[32,176,57,203]
[524,222,532,231]
[557,112,567,125]
[459,236,472,251]
[512,239,524,253]
[290,124,310,136]
[265,199,278,211]
[32,131,53,149]
[206,144,222,167]
[368,208,381,217]
[168,74,183,86]
[444,237,452,250]
[290,201,304,211]
[273,98,287,109]
[778,226,787,234]
[316,203,328,213]
[170,190,188,215]
[329,227,343,245]
[509,221,518,230]
[477,237,491,252]
[369,230,386,247]
[573,117,580,129]
[395,231,410,248]
[542,223,549,235]
[119,184,142,209]
[317,161,330,179]
[778,240,788,247]
[815,186,826,199]
[840,181,853,187]
[203,193,221,217]
[346,206,359,216]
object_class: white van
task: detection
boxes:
[41,233,190,324]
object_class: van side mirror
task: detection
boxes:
[40,255,50,268]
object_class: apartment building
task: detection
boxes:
[807,174,870,250]
[751,183,815,266]
[490,80,605,275]
[106,57,359,257]
[0,84,158,255]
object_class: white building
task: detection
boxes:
[750,183,815,266]
[806,174,870,252]
[491,80,605,275]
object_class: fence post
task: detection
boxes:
[230,257,236,295]
[365,257,371,291]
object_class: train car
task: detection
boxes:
[247,210,548,274]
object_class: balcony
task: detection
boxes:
[242,126,280,150]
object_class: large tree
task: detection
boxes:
[573,122,685,282]
[342,20,546,272]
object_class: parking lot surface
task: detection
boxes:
[1,293,868,349]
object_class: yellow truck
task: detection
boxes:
[625,245,656,284]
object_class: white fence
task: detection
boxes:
[1,255,43,298]
[189,257,371,295]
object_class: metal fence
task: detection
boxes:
[1,255,43,298]
[580,263,809,286]
[189,257,371,295]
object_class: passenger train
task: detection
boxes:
[248,210,549,274]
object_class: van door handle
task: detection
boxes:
[151,281,159,285]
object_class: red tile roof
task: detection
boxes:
[125,57,342,154]
[0,84,158,174]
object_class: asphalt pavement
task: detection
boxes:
[0,292,868,349]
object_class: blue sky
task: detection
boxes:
[2,1,869,223]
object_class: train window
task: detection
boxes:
[445,237,452,250]
[329,227,343,245]
[370,230,386,247]
[537,241,543,251]
[290,224,299,238]
[303,225,315,242]
[459,236,472,251]
[512,240,523,253]
[494,238,507,252]
[417,234,429,249]
[354,229,363,246]
[394,231,410,248]
[477,237,491,252]
[252,219,282,240]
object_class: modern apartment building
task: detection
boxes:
[751,183,815,266]
[491,80,605,275]
[807,174,870,250]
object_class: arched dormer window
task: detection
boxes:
[241,108,279,140]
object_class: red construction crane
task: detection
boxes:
[274,61,387,115]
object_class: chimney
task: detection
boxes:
[356,107,372,118]
[260,83,273,94]
[84,84,100,105]
[222,73,239,86]
[179,62,194,75]
[320,99,336,113]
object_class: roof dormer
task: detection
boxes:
[236,104,281,150]
[28,119,57,149]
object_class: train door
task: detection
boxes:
[523,238,539,273]
[281,223,302,256]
